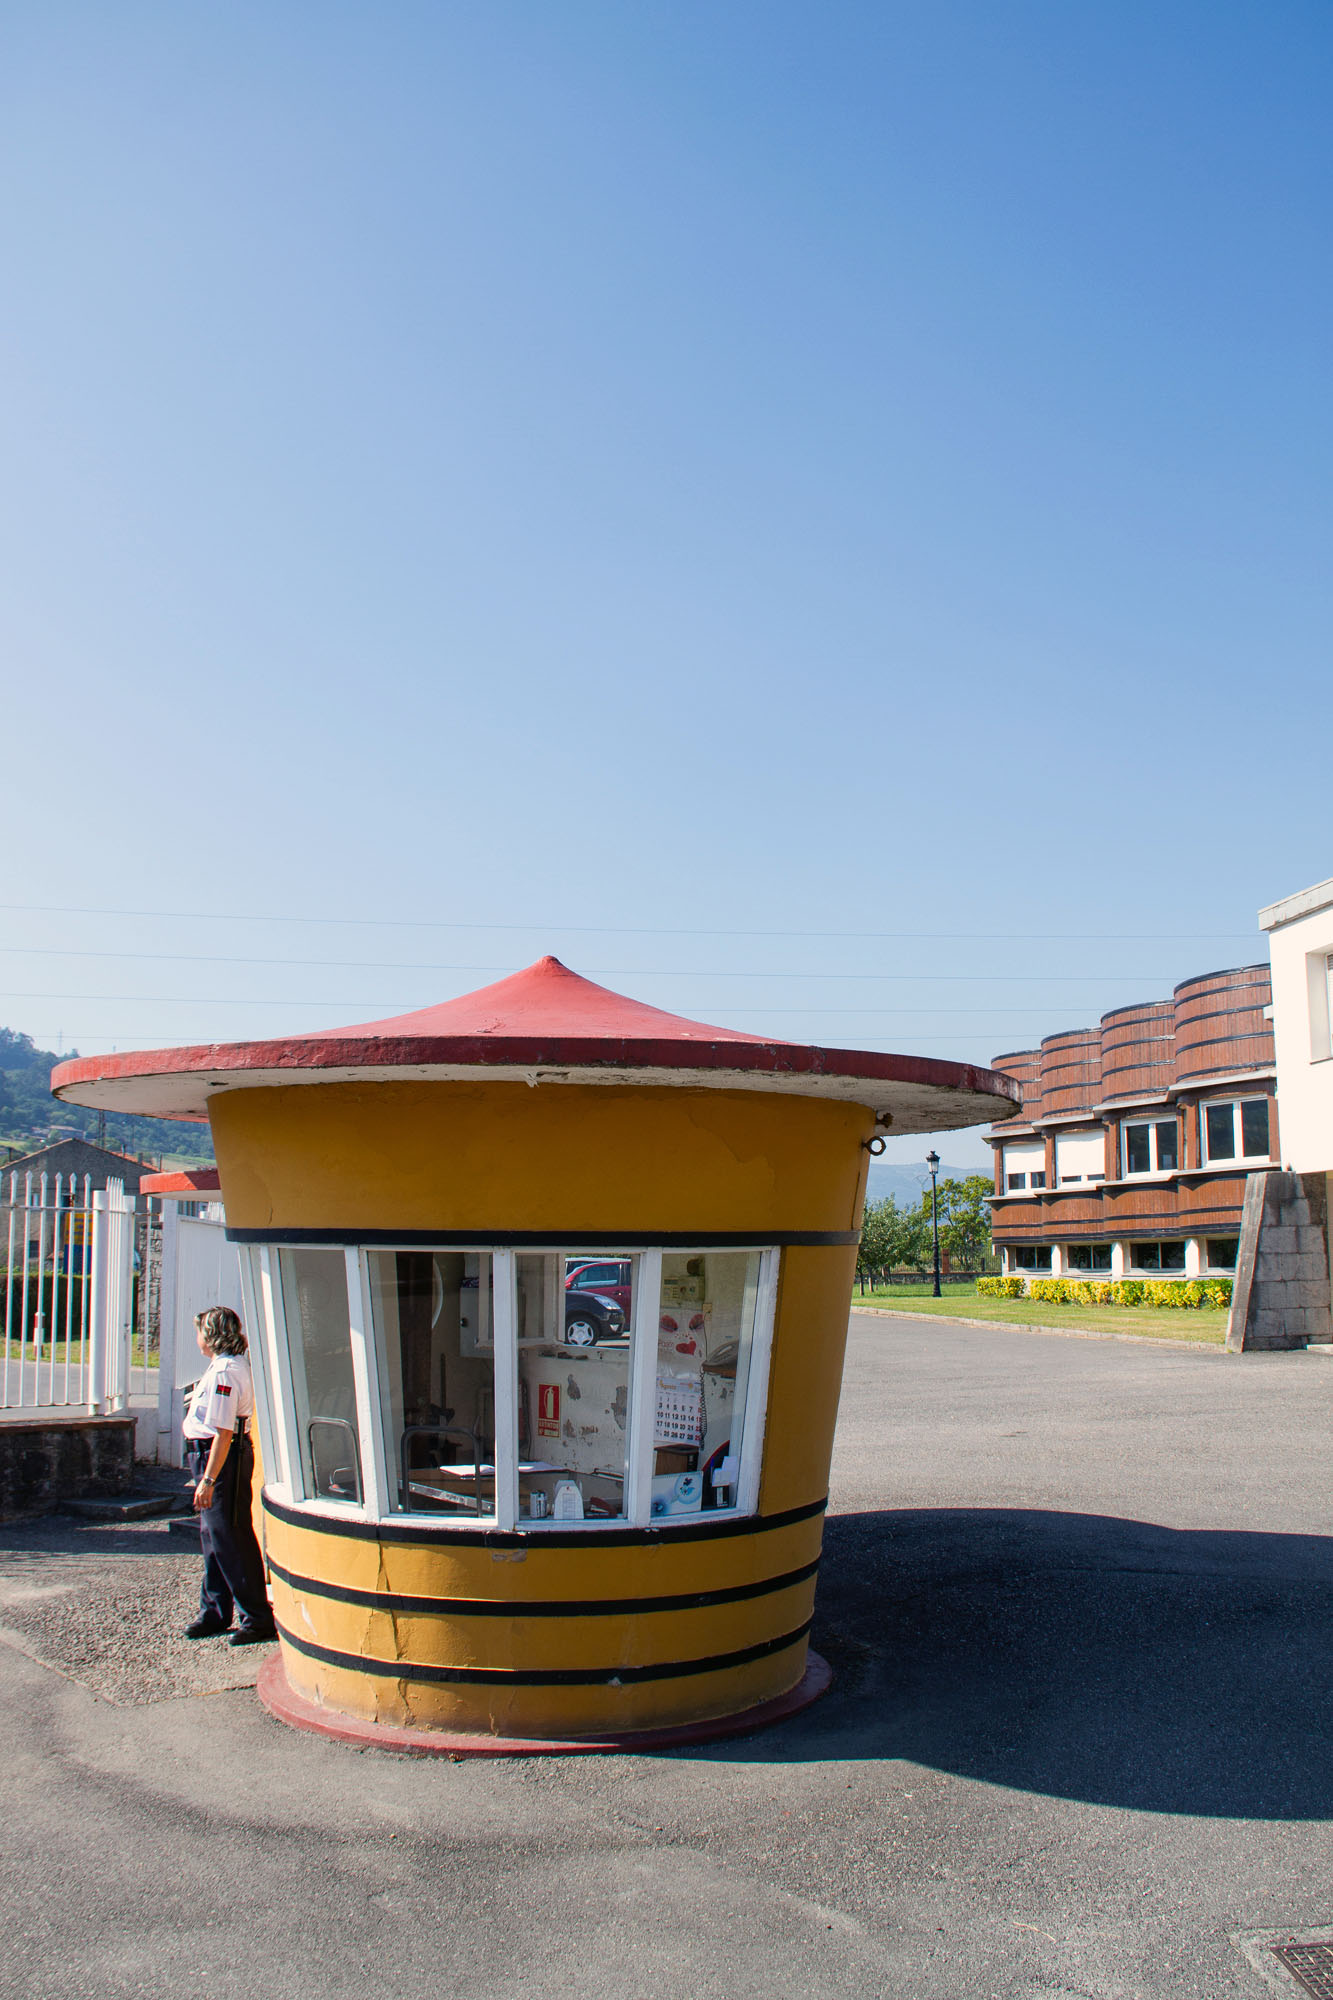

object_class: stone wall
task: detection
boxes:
[1227,1171,1332,1352]
[0,1415,135,1520]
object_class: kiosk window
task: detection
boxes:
[654,1251,763,1518]
[279,1248,363,1505]
[367,1251,497,1518]
[514,1252,634,1522]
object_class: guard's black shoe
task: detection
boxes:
[185,1616,231,1640]
[227,1625,277,1647]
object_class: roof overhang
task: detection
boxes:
[53,1037,1020,1132]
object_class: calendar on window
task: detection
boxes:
[654,1374,704,1447]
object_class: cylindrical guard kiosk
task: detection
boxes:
[55,958,1017,1752]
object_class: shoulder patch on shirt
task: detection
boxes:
[214,1382,232,1396]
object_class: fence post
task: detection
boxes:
[88,1189,108,1415]
[156,1200,180,1465]
[109,1184,134,1412]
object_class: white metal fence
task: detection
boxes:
[1,1171,139,1413]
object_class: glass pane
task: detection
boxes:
[1155,1121,1179,1171]
[1125,1125,1151,1175]
[1068,1245,1091,1269]
[367,1251,496,1516]
[1206,1103,1235,1161]
[1207,1237,1238,1270]
[1030,1171,1047,1189]
[514,1252,633,1522]
[1091,1244,1113,1271]
[1241,1099,1269,1157]
[1135,1243,1161,1270]
[657,1251,763,1516]
[279,1248,361,1505]
[1160,1241,1186,1270]
[1008,1172,1026,1191]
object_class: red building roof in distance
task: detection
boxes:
[52,954,1021,1131]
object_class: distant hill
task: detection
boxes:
[865,1161,988,1206]
[0,1028,214,1167]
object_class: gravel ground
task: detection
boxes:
[0,1508,269,1704]
[0,1313,1330,2000]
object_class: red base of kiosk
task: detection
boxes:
[256,1649,833,1759]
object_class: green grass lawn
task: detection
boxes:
[851,1279,1229,1345]
[1,1338,158,1367]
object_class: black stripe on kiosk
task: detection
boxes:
[261,1490,828,1549]
[265,1552,822,1619]
[274,1616,815,1688]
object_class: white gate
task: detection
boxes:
[154,1201,245,1466]
[1,1170,135,1413]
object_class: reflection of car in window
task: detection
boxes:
[565,1259,633,1314]
[563,1290,626,1346]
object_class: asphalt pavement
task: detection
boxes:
[1,1313,1331,2000]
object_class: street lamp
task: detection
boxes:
[926,1148,942,1298]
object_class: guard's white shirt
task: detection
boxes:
[183,1353,255,1440]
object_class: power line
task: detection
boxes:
[0,900,1261,945]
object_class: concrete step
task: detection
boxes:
[61,1490,192,1522]
[167,1512,203,1539]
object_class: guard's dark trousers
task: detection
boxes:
[186,1433,272,1633]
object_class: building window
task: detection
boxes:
[1131,1241,1187,1273]
[1202,1097,1270,1165]
[263,1241,776,1529]
[1003,1142,1046,1194]
[1206,1237,1239,1271]
[1055,1129,1106,1187]
[1066,1243,1113,1272]
[1122,1118,1179,1176]
[1011,1245,1053,1271]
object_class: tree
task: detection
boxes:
[858,1194,933,1279]
[926,1174,994,1271]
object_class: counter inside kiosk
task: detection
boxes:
[53,956,1017,1751]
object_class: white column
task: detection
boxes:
[625,1249,663,1527]
[1110,1241,1126,1278]
[155,1201,181,1464]
[236,1245,282,1500]
[88,1190,108,1415]
[346,1248,388,1521]
[1184,1237,1202,1279]
[1050,1243,1064,1278]
[491,1249,518,1530]
[260,1247,303,1499]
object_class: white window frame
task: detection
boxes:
[247,1240,779,1532]
[1120,1115,1180,1179]
[1063,1242,1113,1274]
[1128,1240,1188,1275]
[1200,1096,1272,1168]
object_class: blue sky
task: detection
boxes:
[1,2,1328,1165]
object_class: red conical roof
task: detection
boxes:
[328,956,780,1046]
[51,955,1020,1131]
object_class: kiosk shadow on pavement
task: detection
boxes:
[712,1506,1333,1821]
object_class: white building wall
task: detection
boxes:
[1260,878,1333,1175]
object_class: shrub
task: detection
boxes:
[1203,1278,1233,1308]
[1027,1277,1069,1303]
[977,1275,1026,1298]
[1110,1280,1144,1306]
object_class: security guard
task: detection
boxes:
[183,1306,275,1645]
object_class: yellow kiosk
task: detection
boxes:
[54,958,1016,1753]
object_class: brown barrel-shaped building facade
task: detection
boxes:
[988,965,1277,1280]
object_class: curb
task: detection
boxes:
[256,1648,833,1759]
